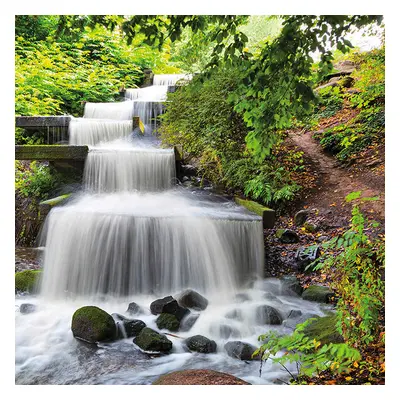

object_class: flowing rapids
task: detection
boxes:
[16,73,329,385]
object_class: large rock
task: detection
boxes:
[256,305,283,325]
[152,369,250,385]
[133,327,173,353]
[213,324,241,339]
[112,314,146,338]
[302,314,344,345]
[156,313,180,332]
[15,270,42,293]
[302,285,334,303]
[276,229,299,244]
[224,341,259,361]
[71,306,117,343]
[176,289,208,311]
[185,335,217,353]
[150,296,189,321]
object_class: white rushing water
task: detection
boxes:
[153,73,192,86]
[16,73,331,386]
[84,100,135,120]
[69,118,134,145]
[84,144,176,192]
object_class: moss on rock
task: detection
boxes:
[156,313,180,332]
[302,285,335,303]
[15,270,42,293]
[302,314,344,345]
[133,327,173,353]
[71,306,116,343]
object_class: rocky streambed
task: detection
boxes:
[15,276,338,385]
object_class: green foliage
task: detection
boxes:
[161,67,300,207]
[15,161,62,200]
[312,197,385,349]
[254,319,361,381]
[315,86,345,120]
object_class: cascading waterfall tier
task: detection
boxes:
[153,73,192,86]
[84,100,135,120]
[84,144,176,192]
[39,192,264,299]
[69,118,134,145]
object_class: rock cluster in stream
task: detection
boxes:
[68,282,337,359]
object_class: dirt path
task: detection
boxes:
[289,130,385,221]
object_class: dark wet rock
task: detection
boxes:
[276,229,299,244]
[283,312,319,330]
[150,296,189,321]
[234,293,251,302]
[302,285,335,303]
[150,296,174,315]
[302,314,344,345]
[71,306,117,343]
[19,303,37,314]
[176,289,208,311]
[224,341,259,361]
[185,335,217,353]
[180,314,199,332]
[182,176,190,182]
[280,275,303,296]
[112,314,146,338]
[156,313,180,332]
[152,369,250,385]
[133,327,173,353]
[294,209,309,226]
[15,270,42,293]
[286,309,302,319]
[180,164,198,177]
[225,309,244,321]
[126,302,143,316]
[256,305,283,325]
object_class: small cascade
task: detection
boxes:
[153,73,192,86]
[83,100,135,120]
[69,118,134,145]
[83,145,176,192]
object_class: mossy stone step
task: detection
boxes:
[234,197,276,229]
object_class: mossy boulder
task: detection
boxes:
[280,275,303,296]
[133,327,173,353]
[302,314,344,345]
[126,302,143,316]
[304,222,318,233]
[185,335,217,353]
[71,306,117,343]
[156,313,180,332]
[302,285,335,303]
[150,296,190,321]
[15,270,42,293]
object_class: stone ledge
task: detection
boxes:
[234,197,276,229]
[15,145,89,160]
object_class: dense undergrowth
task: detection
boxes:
[161,45,385,209]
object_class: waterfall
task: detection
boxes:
[153,73,192,86]
[69,118,134,145]
[83,146,176,192]
[39,192,263,299]
[39,72,264,300]
[83,100,135,120]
